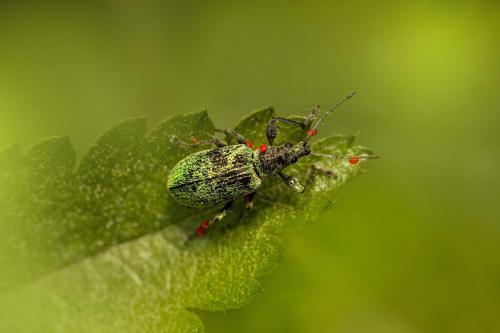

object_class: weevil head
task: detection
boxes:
[254,141,311,177]
[254,92,357,177]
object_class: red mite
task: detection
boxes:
[307,129,318,137]
[259,143,267,153]
[196,226,205,237]
[246,139,253,148]
[349,156,360,165]
[196,220,210,237]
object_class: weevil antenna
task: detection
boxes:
[313,91,356,131]
[304,92,356,142]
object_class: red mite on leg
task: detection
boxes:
[259,143,267,153]
[246,139,253,148]
[196,220,210,237]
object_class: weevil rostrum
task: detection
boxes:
[167,92,375,240]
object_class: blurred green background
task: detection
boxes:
[1,1,499,332]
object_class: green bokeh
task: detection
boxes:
[1,1,499,332]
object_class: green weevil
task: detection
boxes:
[167,92,371,240]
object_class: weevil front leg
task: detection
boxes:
[280,164,337,193]
[266,107,320,145]
[266,117,306,146]
[188,200,233,241]
[304,164,337,190]
[172,135,227,148]
[279,172,305,193]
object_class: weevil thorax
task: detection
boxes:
[254,141,311,177]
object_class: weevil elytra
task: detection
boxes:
[167,92,375,240]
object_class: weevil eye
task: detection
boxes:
[291,157,298,163]
[285,143,293,148]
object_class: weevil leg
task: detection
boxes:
[280,164,337,193]
[187,200,234,242]
[279,171,305,193]
[224,192,257,232]
[172,135,227,148]
[215,128,248,145]
[304,164,337,190]
[238,192,257,220]
[243,192,257,211]
[265,105,320,146]
[266,117,306,146]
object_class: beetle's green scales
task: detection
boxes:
[167,144,261,207]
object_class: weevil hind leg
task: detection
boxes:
[171,135,227,148]
[222,192,257,233]
[187,200,234,242]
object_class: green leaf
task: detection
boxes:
[0,109,375,332]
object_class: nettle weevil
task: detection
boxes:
[167,92,372,240]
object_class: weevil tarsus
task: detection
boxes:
[188,200,234,242]
[279,171,305,193]
[279,164,337,193]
